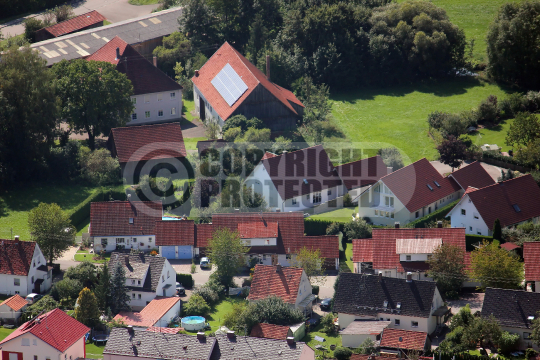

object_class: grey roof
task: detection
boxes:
[210,334,309,360]
[333,273,438,319]
[481,288,540,329]
[30,7,182,66]
[108,253,166,293]
[104,328,216,360]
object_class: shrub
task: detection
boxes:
[320,313,335,334]
[176,274,194,289]
[326,222,342,236]
[195,286,219,305]
[344,218,372,240]
[377,147,404,171]
[526,348,538,359]
[190,263,196,274]
[476,95,499,124]
[305,218,336,236]
[334,347,353,360]
[312,285,319,296]
[498,331,520,354]
[407,200,459,228]
[24,18,46,42]
[427,111,449,130]
[82,149,121,185]
[343,193,354,207]
[183,294,210,316]
[51,278,83,305]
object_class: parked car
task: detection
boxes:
[176,282,185,296]
[25,293,43,304]
[319,298,332,311]
[200,257,210,269]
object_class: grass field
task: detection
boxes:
[470,119,514,152]
[183,99,196,122]
[344,242,354,272]
[311,208,356,223]
[205,297,245,334]
[0,183,101,240]
[74,249,111,263]
[128,0,158,4]
[184,137,207,150]
[330,77,509,164]
[301,323,342,358]
[0,327,15,342]
[86,343,106,359]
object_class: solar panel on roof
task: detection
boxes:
[211,63,248,106]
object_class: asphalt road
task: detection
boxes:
[0,0,156,37]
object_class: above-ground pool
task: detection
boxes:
[181,316,206,331]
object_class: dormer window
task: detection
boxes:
[406,255,411,261]
[434,180,441,187]
[383,301,388,308]
[513,204,521,213]
[427,184,433,191]
[129,218,134,224]
[396,302,401,309]
[528,315,535,321]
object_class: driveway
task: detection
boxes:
[0,0,156,37]
[56,245,79,270]
[447,292,485,315]
[430,160,502,181]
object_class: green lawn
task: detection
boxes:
[330,77,508,164]
[311,208,356,223]
[74,249,111,264]
[0,183,101,240]
[301,323,342,358]
[183,99,196,122]
[86,342,106,359]
[184,137,207,151]
[343,242,353,272]
[470,119,514,152]
[204,297,246,334]
[0,327,16,342]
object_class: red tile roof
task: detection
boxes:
[247,265,304,304]
[195,223,215,248]
[110,123,186,164]
[87,36,182,95]
[0,309,89,352]
[289,236,340,259]
[353,228,468,273]
[380,328,428,351]
[90,201,163,236]
[146,326,182,334]
[261,152,277,160]
[41,11,105,37]
[0,240,36,276]
[0,295,28,311]
[155,220,195,246]
[462,175,540,229]
[448,161,496,190]
[250,323,291,340]
[259,145,344,201]
[524,242,540,281]
[501,242,520,251]
[114,297,180,327]
[335,156,389,190]
[238,221,278,238]
[191,42,303,122]
[380,158,461,213]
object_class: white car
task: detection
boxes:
[26,293,43,304]
[200,257,210,269]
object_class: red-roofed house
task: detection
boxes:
[447,175,540,236]
[108,123,187,182]
[90,201,163,252]
[0,309,89,360]
[250,323,293,340]
[87,36,182,126]
[0,238,52,297]
[191,42,303,131]
[248,265,315,314]
[446,161,496,195]
[0,295,28,323]
[35,11,106,42]
[380,328,430,354]
[335,156,391,202]
[113,296,181,329]
[352,227,468,282]
[357,158,462,226]
[524,242,540,292]
[155,220,195,259]
[245,145,347,213]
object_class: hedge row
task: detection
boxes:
[408,200,459,228]
[68,187,126,229]
[483,151,524,166]
[304,218,336,236]
[176,273,194,288]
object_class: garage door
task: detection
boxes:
[177,245,192,259]
[161,246,176,259]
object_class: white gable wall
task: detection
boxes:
[294,271,312,308]
[448,195,490,236]
[129,90,182,126]
[0,332,85,360]
[93,235,156,253]
[193,86,225,126]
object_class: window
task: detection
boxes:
[132,293,136,299]
[385,196,394,207]
[145,111,151,118]
[286,254,291,260]
[37,258,40,264]
[33,339,37,346]
[477,230,482,235]
[157,93,163,101]
[263,255,267,260]
[474,213,479,220]
[131,97,137,104]
[469,226,472,231]
[384,271,391,277]
[144,95,150,103]
[138,294,141,299]
[292,198,297,205]
[167,271,170,279]
[15,291,19,294]
[386,318,390,321]
[380,318,384,321]
[428,206,432,214]
[374,210,378,216]
[411,321,419,328]
[22,338,30,346]
[171,107,176,115]
[116,238,125,244]
[306,194,310,200]
[33,261,35,267]
[138,280,141,285]
[313,191,322,203]
[327,189,332,196]
[14,278,20,286]
[524,332,532,340]
[406,255,411,261]
[170,92,176,99]
[162,275,165,283]
[391,212,394,219]
[131,280,136,285]
[395,319,400,326]
[158,110,163,117]
[415,211,419,218]
[34,356,38,360]
[101,238,108,247]
[148,238,152,243]
[129,217,134,224]
[131,113,137,121]
[461,209,466,215]
[31,276,34,284]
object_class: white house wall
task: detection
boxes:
[129,90,182,126]
[341,333,379,348]
[0,333,85,360]
[0,274,29,297]
[294,272,312,308]
[92,235,157,253]
[127,291,156,312]
[155,301,181,327]
[501,326,539,351]
[0,304,24,321]
[157,260,176,297]
[193,86,225,127]
[449,195,490,236]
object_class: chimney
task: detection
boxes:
[378,271,383,282]
[282,150,288,155]
[286,336,295,345]
[394,222,400,229]
[276,264,282,273]
[406,272,412,282]
[234,208,240,213]
[153,56,157,67]
[195,69,199,77]
[266,55,270,81]
[115,47,120,60]
[226,330,236,339]
[14,235,19,243]
[437,221,443,228]
[387,166,393,174]
[127,325,134,336]
[197,332,206,341]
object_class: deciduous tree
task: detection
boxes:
[291,247,326,286]
[437,135,467,172]
[74,287,101,327]
[506,112,540,150]
[207,227,248,292]
[427,244,465,298]
[28,203,75,264]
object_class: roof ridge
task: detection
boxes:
[228,42,261,86]
[379,157,429,181]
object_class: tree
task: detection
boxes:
[506,112,540,150]
[531,311,540,347]
[74,288,101,327]
[64,262,97,288]
[52,59,133,150]
[242,296,305,329]
[24,295,59,317]
[334,347,353,360]
[487,1,540,89]
[358,338,377,355]
[183,294,210,316]
[204,118,221,140]
[23,18,47,42]
[377,147,404,171]
[82,149,121,185]
[236,128,271,143]
[291,247,326,286]
[28,203,75,264]
[344,218,372,240]
[207,228,248,292]
[493,219,502,241]
[153,32,193,76]
[427,244,465,298]
[469,240,524,289]
[463,315,502,352]
[271,136,293,155]
[222,115,264,133]
[53,5,74,22]
[94,263,111,312]
[0,46,58,186]
[110,261,131,314]
[178,0,219,48]
[51,278,83,307]
[437,135,467,171]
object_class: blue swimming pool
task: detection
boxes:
[181,316,206,331]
